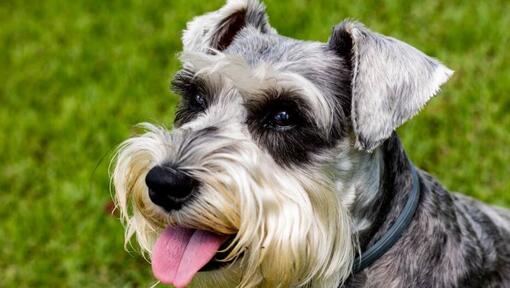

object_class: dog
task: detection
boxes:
[112,1,510,287]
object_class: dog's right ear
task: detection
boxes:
[182,0,275,53]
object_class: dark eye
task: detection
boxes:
[190,93,206,110]
[268,110,294,130]
[273,110,290,125]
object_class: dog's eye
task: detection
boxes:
[267,110,295,130]
[273,111,290,125]
[190,93,207,110]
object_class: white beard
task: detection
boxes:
[113,123,356,287]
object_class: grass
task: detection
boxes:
[1,0,509,286]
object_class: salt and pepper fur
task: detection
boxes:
[112,0,510,287]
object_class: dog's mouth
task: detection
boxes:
[151,226,233,288]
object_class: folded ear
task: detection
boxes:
[183,0,275,53]
[329,21,453,151]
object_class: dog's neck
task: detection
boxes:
[333,140,384,236]
[334,134,414,249]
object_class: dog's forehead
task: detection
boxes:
[177,28,346,130]
[178,27,344,112]
[180,27,341,86]
[225,28,336,74]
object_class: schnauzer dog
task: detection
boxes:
[112,0,510,287]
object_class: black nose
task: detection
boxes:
[145,165,197,211]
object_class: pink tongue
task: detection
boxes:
[152,227,228,288]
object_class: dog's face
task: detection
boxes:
[113,1,452,287]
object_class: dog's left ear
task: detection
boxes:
[329,21,453,151]
[183,0,275,53]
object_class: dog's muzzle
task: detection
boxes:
[144,164,231,287]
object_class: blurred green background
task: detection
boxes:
[1,0,509,286]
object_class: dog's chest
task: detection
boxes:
[344,173,510,288]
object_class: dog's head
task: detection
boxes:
[113,1,452,287]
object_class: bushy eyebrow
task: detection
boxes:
[171,69,196,95]
[178,51,334,130]
[179,51,274,94]
[171,69,212,101]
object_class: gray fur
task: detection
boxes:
[115,1,510,287]
[195,4,510,286]
[344,135,510,288]
[182,2,510,286]
[329,21,453,151]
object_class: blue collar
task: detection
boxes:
[352,163,421,273]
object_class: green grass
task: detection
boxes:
[1,0,509,286]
